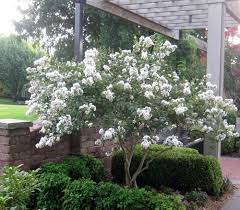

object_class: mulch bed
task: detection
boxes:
[200,185,239,210]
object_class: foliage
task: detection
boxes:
[221,112,238,154]
[112,145,223,196]
[0,165,39,210]
[159,33,206,82]
[63,179,96,210]
[40,162,69,175]
[15,0,152,60]
[224,43,240,110]
[27,36,238,187]
[151,193,186,210]
[37,173,70,210]
[76,155,106,182]
[185,191,208,207]
[95,182,155,210]
[40,155,106,182]
[0,35,41,100]
[221,138,237,155]
[62,156,91,180]
[63,180,187,210]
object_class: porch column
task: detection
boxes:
[74,0,86,62]
[204,1,226,159]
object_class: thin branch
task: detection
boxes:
[130,147,173,185]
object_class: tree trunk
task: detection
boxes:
[124,159,132,186]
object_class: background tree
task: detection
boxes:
[15,0,152,61]
[15,0,207,79]
[0,35,41,100]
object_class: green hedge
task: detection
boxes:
[63,179,187,210]
[112,145,223,195]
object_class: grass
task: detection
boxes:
[0,97,37,122]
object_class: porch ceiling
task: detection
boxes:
[87,0,240,39]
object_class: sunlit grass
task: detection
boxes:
[0,98,37,121]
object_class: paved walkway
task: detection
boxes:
[221,157,240,184]
[221,157,240,210]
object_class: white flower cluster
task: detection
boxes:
[136,107,152,121]
[182,82,191,96]
[139,36,154,48]
[95,128,117,146]
[82,48,101,86]
[79,103,96,115]
[174,105,188,115]
[141,135,160,150]
[102,88,115,102]
[163,135,183,147]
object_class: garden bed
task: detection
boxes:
[0,145,234,210]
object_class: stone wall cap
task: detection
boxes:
[0,119,33,129]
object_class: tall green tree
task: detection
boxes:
[0,36,41,100]
[15,0,152,60]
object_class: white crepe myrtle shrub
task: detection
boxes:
[27,36,238,188]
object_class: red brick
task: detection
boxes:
[0,153,10,161]
[0,136,10,145]
[8,128,30,137]
[88,146,101,154]
[81,140,95,148]
[0,146,10,154]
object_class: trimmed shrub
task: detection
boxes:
[37,173,70,210]
[40,155,105,182]
[63,179,96,210]
[112,145,223,195]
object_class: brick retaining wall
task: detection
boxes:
[0,119,112,173]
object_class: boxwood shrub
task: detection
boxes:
[63,179,97,210]
[63,179,187,210]
[37,173,71,210]
[40,155,106,182]
[111,145,223,196]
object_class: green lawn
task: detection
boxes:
[0,98,37,121]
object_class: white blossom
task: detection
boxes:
[163,135,183,147]
[137,107,152,120]
[174,105,188,115]
[102,89,115,102]
[141,139,151,150]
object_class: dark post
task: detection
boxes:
[74,0,86,62]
